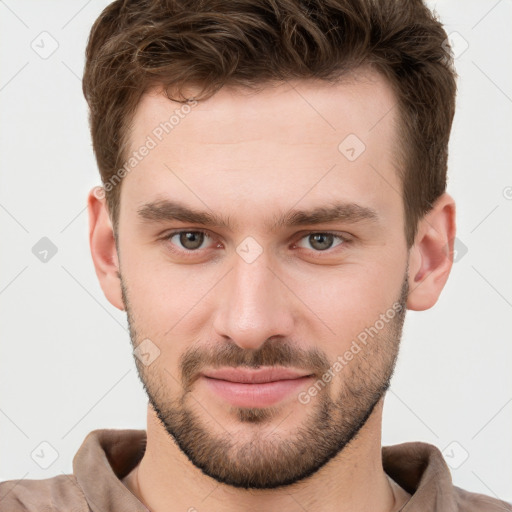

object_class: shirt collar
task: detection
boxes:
[73,428,149,512]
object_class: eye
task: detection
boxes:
[295,232,346,251]
[167,230,214,251]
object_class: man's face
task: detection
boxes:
[117,71,410,488]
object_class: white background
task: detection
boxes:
[1,0,511,504]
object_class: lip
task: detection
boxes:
[200,367,314,408]
[201,367,312,383]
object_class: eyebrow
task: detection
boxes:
[137,199,379,231]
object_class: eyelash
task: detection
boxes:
[161,229,351,257]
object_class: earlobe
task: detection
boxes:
[88,187,125,311]
[407,193,456,311]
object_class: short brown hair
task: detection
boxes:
[83,0,457,246]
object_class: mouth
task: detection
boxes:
[199,367,315,408]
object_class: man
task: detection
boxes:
[1,0,510,510]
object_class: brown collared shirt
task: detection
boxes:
[1,429,510,511]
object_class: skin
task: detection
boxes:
[88,69,456,512]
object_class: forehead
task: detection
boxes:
[133,70,397,144]
[121,69,402,228]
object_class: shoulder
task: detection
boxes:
[382,442,512,511]
[453,485,512,512]
[0,474,88,512]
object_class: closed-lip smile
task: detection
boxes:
[200,367,314,408]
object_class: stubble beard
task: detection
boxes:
[121,275,408,489]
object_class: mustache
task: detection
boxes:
[180,339,331,391]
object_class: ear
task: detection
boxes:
[407,193,456,311]
[88,187,125,311]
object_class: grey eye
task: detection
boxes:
[173,231,206,250]
[308,233,334,251]
[296,233,344,251]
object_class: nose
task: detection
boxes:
[212,253,295,351]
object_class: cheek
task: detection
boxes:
[122,250,221,341]
[289,260,404,346]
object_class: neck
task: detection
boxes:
[123,398,410,512]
